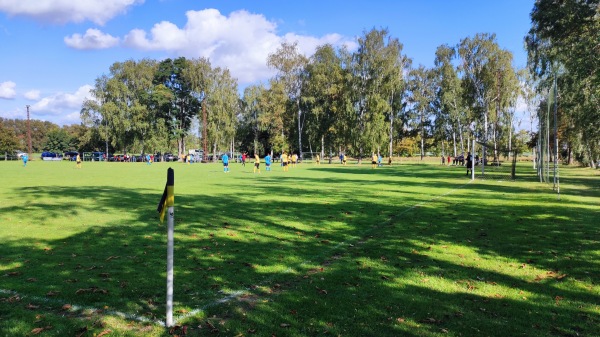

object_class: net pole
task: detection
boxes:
[546,95,550,184]
[553,75,560,199]
[471,138,475,181]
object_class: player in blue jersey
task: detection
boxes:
[265,153,271,171]
[222,153,230,173]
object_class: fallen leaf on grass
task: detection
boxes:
[316,287,328,295]
[5,271,21,276]
[280,323,290,328]
[46,291,60,296]
[26,303,39,310]
[76,287,109,295]
[27,278,37,282]
[420,317,440,324]
[554,296,564,305]
[97,329,112,337]
[31,326,52,334]
[106,256,119,261]
[62,304,72,310]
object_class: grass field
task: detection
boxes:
[1,159,599,337]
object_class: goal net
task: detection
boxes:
[472,141,519,181]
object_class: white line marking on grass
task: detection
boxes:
[0,288,166,326]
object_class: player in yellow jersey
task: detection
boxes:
[316,153,320,165]
[281,152,288,172]
[76,154,82,169]
[253,153,261,174]
[292,153,298,167]
[371,153,377,169]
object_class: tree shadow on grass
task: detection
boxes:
[0,165,598,336]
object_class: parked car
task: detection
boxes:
[110,154,125,162]
[163,153,177,162]
[91,151,104,161]
[64,151,79,161]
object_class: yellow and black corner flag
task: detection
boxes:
[157,168,174,223]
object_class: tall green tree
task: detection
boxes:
[261,79,289,153]
[458,33,519,161]
[205,67,239,161]
[384,39,411,159]
[526,0,600,167]
[408,65,436,160]
[302,44,347,159]
[351,28,401,162]
[267,42,309,158]
[182,57,212,155]
[43,129,75,153]
[434,44,465,156]
[0,122,19,159]
[240,84,265,154]
[154,57,200,157]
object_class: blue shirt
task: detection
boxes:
[265,155,271,165]
[222,154,229,164]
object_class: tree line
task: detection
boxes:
[3,0,597,167]
[75,28,528,163]
[526,0,599,168]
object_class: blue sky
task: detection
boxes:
[0,0,534,126]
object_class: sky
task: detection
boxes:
[0,0,535,126]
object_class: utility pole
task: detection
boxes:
[26,105,32,156]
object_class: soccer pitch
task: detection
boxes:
[1,160,598,336]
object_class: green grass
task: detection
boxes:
[1,159,598,336]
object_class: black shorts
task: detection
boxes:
[372,161,376,165]
[283,162,288,166]
[223,162,229,167]
[255,163,259,168]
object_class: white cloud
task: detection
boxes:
[123,8,355,84]
[29,85,92,125]
[64,28,120,50]
[24,89,40,100]
[0,81,17,99]
[0,0,144,25]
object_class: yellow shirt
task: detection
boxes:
[255,154,260,163]
[281,153,288,163]
[372,154,377,162]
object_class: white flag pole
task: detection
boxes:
[166,204,174,327]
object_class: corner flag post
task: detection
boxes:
[157,168,175,327]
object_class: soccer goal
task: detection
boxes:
[472,141,519,181]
